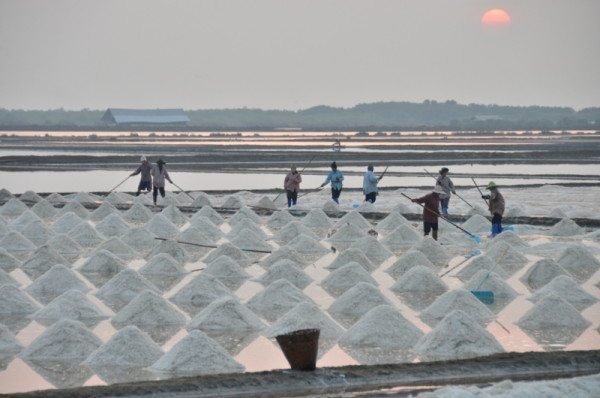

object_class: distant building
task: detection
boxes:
[101,108,190,125]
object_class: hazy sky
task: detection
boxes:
[1,0,599,110]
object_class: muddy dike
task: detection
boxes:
[2,351,599,398]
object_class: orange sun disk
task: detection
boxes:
[481,9,511,25]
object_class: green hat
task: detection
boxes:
[486,181,497,190]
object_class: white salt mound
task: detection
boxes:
[0,248,20,272]
[353,236,393,266]
[287,234,330,261]
[95,269,159,312]
[322,200,340,213]
[79,249,125,287]
[22,220,55,247]
[328,282,392,328]
[505,205,528,218]
[90,202,118,222]
[0,268,18,286]
[229,207,262,226]
[51,212,83,234]
[265,211,296,231]
[60,201,90,219]
[335,211,372,230]
[145,214,180,239]
[191,192,213,208]
[188,216,223,240]
[84,325,163,370]
[96,213,130,238]
[161,205,188,227]
[260,246,309,269]
[140,253,186,291]
[327,223,368,251]
[70,191,100,205]
[529,275,597,311]
[375,212,408,232]
[557,245,600,283]
[420,288,495,327]
[0,231,36,260]
[203,243,252,268]
[47,234,82,263]
[320,262,378,298]
[0,188,15,202]
[0,198,28,219]
[25,264,89,304]
[462,214,491,234]
[520,258,571,292]
[272,221,318,244]
[31,199,58,220]
[204,255,250,291]
[31,290,107,327]
[20,319,102,362]
[391,202,411,214]
[104,191,129,205]
[10,210,44,233]
[254,196,277,210]
[45,193,67,205]
[68,222,104,249]
[98,237,140,262]
[254,260,312,289]
[301,208,334,232]
[150,330,244,375]
[466,204,489,217]
[112,290,186,333]
[381,224,420,254]
[188,296,265,334]
[0,284,40,317]
[456,255,508,283]
[123,203,154,225]
[20,245,68,280]
[391,265,448,311]
[487,230,529,249]
[484,241,528,276]
[386,250,435,280]
[147,239,187,264]
[247,279,313,323]
[358,201,376,213]
[464,270,517,312]
[415,310,504,362]
[228,218,266,240]
[327,248,376,272]
[0,324,22,362]
[229,230,272,254]
[177,227,215,257]
[170,274,233,316]
[195,206,225,226]
[414,237,450,268]
[222,196,244,209]
[550,218,584,236]
[120,227,155,255]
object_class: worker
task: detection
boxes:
[481,181,505,237]
[284,165,302,208]
[362,164,381,203]
[150,159,173,206]
[130,156,153,196]
[437,167,456,216]
[320,162,344,204]
[412,186,445,241]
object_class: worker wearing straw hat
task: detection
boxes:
[130,155,153,196]
[412,185,445,241]
[151,159,173,206]
[481,181,505,237]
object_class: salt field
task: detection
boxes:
[0,186,599,394]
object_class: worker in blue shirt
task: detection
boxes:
[320,162,344,204]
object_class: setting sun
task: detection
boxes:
[481,8,511,26]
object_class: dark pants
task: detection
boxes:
[365,192,377,203]
[492,212,503,234]
[440,197,450,215]
[331,188,342,204]
[286,190,298,207]
[153,186,165,203]
[424,221,439,240]
[136,180,152,196]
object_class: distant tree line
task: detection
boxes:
[0,100,599,131]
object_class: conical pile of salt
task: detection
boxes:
[0,188,15,202]
[0,231,36,260]
[320,262,378,298]
[46,193,67,205]
[254,259,312,289]
[147,239,188,264]
[0,324,22,365]
[520,258,571,292]
[59,201,90,219]
[415,310,504,361]
[140,253,186,291]
[145,214,180,239]
[375,212,408,233]
[47,234,82,263]
[204,255,250,291]
[96,213,130,238]
[301,208,334,234]
[550,218,584,236]
[22,220,55,247]
[381,224,420,254]
[391,202,412,215]
[150,330,244,375]
[161,205,188,227]
[485,241,528,276]
[228,218,267,240]
[413,237,450,268]
[486,230,528,249]
[133,192,154,206]
[70,192,99,205]
[194,206,225,226]
[0,284,40,329]
[385,250,435,280]
[25,264,89,304]
[328,282,392,328]
[323,199,340,213]
[358,201,376,213]
[464,270,517,313]
[0,268,18,286]
[391,265,448,311]
[0,220,7,239]
[327,223,368,251]
[68,222,104,249]
[96,269,158,311]
[517,294,591,347]
[0,248,20,272]
[175,192,193,206]
[170,274,232,316]
[229,230,272,257]
[31,199,58,220]
[177,227,215,259]
[266,211,295,231]
[84,325,163,371]
[288,234,330,262]
[456,255,507,283]
[123,202,153,225]
[19,190,43,204]
[229,207,261,226]
[466,204,489,217]
[529,275,597,311]
[20,245,69,280]
[272,221,318,245]
[20,319,102,362]
[203,243,252,268]
[120,227,155,256]
[97,237,140,262]
[51,212,83,234]
[462,214,491,234]
[90,202,118,222]
[188,216,223,240]
[420,289,495,327]
[327,248,376,272]
[191,192,213,208]
[505,205,528,218]
[188,297,265,335]
[112,290,186,343]
[549,207,569,218]
[267,302,344,355]
[31,290,107,327]
[254,196,277,210]
[557,245,600,283]
[335,211,372,230]
[353,236,392,266]
[104,191,129,205]
[0,198,28,219]
[260,245,308,269]
[222,195,243,209]
[339,305,423,364]
[247,279,313,322]
[79,249,125,287]
[10,210,43,232]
